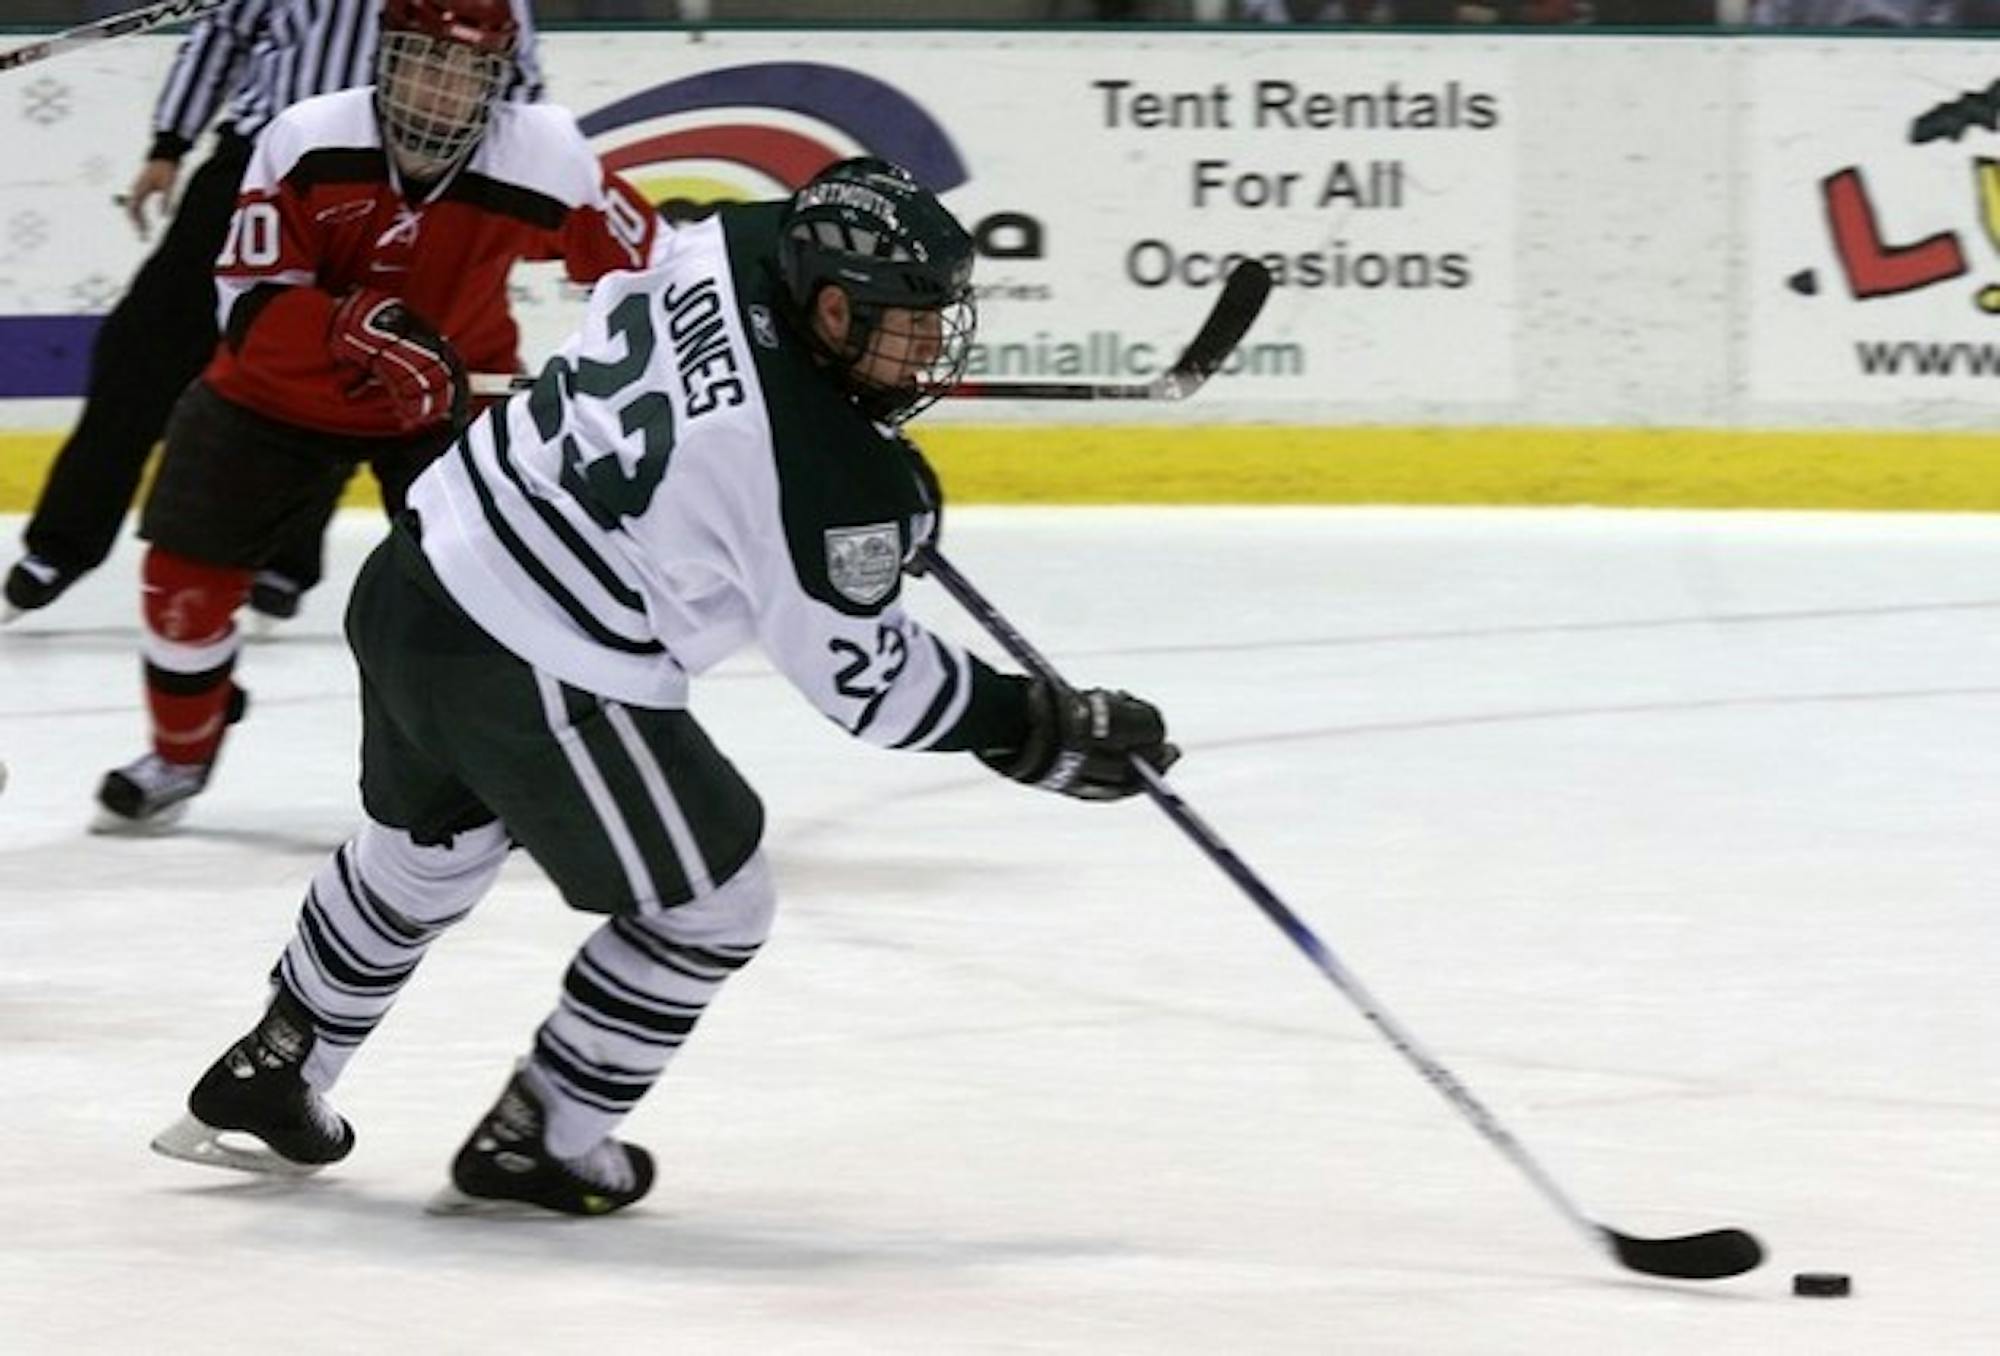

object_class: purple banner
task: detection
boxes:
[0,315,101,398]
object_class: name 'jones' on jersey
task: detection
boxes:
[666,279,746,419]
[523,270,749,535]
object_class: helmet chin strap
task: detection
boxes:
[388,142,439,180]
[783,281,924,424]
[830,303,925,423]
[384,135,473,201]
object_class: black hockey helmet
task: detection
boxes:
[777,157,976,422]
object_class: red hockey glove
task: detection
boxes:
[328,289,468,432]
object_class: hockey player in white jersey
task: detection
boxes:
[151,157,1179,1216]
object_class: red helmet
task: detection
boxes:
[375,0,517,177]
[381,0,518,56]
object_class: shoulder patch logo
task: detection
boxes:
[825,523,901,606]
[749,304,779,350]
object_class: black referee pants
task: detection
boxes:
[21,132,335,590]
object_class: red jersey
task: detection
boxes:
[206,87,659,437]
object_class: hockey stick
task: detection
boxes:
[0,0,226,73]
[943,258,1273,401]
[466,259,1275,402]
[916,543,1766,1283]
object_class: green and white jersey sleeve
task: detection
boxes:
[406,206,1023,753]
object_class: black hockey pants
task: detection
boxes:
[346,517,767,914]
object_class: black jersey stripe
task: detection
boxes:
[296,897,418,994]
[608,914,760,977]
[455,436,665,656]
[573,951,703,1017]
[564,968,704,1032]
[303,874,426,979]
[601,923,734,986]
[565,961,700,1041]
[891,634,965,751]
[571,951,705,1022]
[562,973,698,1043]
[331,841,445,944]
[444,171,567,231]
[552,991,685,1051]
[533,1030,656,1109]
[299,895,422,991]
[275,958,377,1043]
[486,416,652,615]
[562,683,694,904]
[323,854,417,951]
[285,147,388,190]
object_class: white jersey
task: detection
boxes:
[408,203,1019,753]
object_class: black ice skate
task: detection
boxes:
[246,570,304,636]
[428,1066,655,1218]
[2,553,77,623]
[150,985,355,1177]
[94,753,211,829]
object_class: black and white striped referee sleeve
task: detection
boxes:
[506,0,546,103]
[148,0,270,161]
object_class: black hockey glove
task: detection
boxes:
[978,679,1180,801]
[897,434,943,577]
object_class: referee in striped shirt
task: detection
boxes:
[3,0,543,623]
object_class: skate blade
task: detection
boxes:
[0,603,21,626]
[89,801,191,836]
[150,1113,327,1178]
[423,1184,567,1218]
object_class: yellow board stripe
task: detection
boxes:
[914,426,2000,510]
[6,425,2000,511]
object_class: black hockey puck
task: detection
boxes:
[1792,1271,1851,1297]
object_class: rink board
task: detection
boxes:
[6,30,2000,509]
[8,424,2000,511]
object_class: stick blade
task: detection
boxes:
[1165,259,1274,389]
[1604,1226,1765,1280]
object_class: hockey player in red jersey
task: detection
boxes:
[97,0,662,829]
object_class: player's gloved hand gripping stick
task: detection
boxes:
[330,289,469,433]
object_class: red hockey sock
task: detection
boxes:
[141,548,252,766]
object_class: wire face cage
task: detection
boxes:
[375,30,511,177]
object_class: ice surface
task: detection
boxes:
[2,507,1996,1353]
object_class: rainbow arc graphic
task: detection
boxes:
[580,62,969,209]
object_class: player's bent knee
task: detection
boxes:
[638,850,776,953]
[141,548,252,645]
[353,816,509,929]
